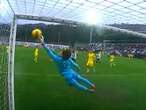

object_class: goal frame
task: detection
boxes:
[8,14,146,110]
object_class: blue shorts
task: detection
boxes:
[63,71,79,85]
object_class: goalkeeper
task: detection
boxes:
[39,36,96,92]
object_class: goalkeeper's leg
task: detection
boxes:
[76,74,96,90]
[69,79,95,92]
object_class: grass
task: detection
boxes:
[15,46,146,110]
[0,46,8,110]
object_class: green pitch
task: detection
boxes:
[15,46,146,110]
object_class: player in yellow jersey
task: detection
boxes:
[109,53,116,67]
[86,50,96,73]
[34,47,39,63]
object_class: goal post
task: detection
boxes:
[0,10,15,110]
[8,15,17,110]
[0,0,16,109]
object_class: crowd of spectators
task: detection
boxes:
[104,43,146,59]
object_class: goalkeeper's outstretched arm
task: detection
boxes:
[70,59,80,71]
[39,36,60,61]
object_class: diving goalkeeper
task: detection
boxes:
[39,36,96,92]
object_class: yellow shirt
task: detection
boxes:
[88,52,96,61]
[86,52,95,67]
[34,48,39,56]
[109,55,115,62]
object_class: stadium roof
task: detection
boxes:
[2,0,145,24]
[1,0,146,36]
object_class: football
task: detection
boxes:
[32,29,42,39]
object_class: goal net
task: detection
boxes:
[0,0,14,110]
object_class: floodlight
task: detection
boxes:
[84,9,103,25]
